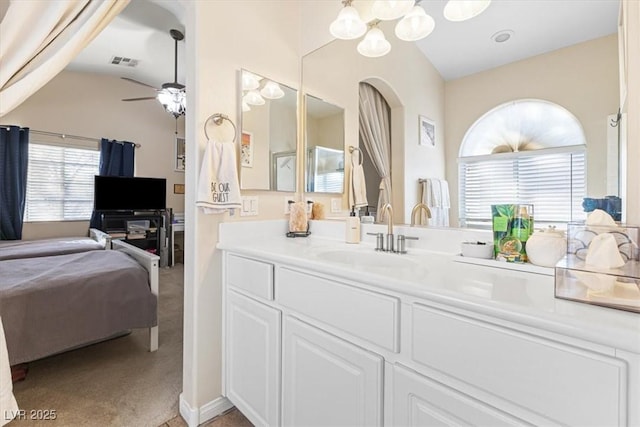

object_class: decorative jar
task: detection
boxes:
[526,226,567,267]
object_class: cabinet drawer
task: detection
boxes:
[411,303,626,426]
[227,254,274,300]
[277,268,399,352]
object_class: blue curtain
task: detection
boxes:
[0,126,29,240]
[89,138,135,229]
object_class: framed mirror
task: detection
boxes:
[239,69,298,191]
[305,94,345,193]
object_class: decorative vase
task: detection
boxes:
[526,226,567,267]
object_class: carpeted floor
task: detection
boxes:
[8,264,185,427]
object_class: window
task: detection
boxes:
[458,100,587,228]
[25,143,100,222]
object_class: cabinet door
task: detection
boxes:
[226,291,281,426]
[389,364,526,426]
[282,316,383,427]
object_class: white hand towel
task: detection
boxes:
[348,150,368,209]
[196,139,242,214]
[422,179,450,227]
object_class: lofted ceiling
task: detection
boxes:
[65,0,619,89]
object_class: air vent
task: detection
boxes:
[110,56,139,67]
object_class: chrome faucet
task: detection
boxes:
[381,203,394,252]
[410,203,432,227]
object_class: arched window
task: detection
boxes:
[458,99,586,228]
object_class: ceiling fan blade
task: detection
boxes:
[121,77,158,90]
[122,97,157,102]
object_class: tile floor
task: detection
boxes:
[161,408,253,427]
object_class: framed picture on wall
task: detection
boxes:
[175,137,185,171]
[241,131,253,167]
[419,115,435,147]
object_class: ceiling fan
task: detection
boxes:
[122,28,186,118]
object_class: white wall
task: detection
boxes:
[2,70,185,239]
[445,35,619,227]
[182,1,300,421]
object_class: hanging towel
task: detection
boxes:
[421,178,450,227]
[348,149,368,209]
[196,139,242,214]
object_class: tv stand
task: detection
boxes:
[99,211,169,267]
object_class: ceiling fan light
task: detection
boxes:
[157,87,186,117]
[372,0,415,21]
[260,81,285,99]
[244,90,265,106]
[357,27,391,58]
[395,6,435,41]
[241,71,261,91]
[443,0,491,22]
[330,5,367,40]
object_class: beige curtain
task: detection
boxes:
[358,82,392,223]
[0,0,129,117]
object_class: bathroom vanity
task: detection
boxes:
[219,221,640,427]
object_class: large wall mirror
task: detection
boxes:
[301,1,622,226]
[239,69,298,191]
[305,94,345,193]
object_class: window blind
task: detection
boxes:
[459,147,586,228]
[25,143,100,222]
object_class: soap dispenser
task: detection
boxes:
[361,206,375,224]
[346,206,361,243]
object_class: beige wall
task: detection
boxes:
[2,70,185,239]
[183,0,300,415]
[302,20,445,223]
[445,35,619,227]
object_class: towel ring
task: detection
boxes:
[204,113,237,142]
[349,145,363,166]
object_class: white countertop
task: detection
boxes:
[218,221,640,354]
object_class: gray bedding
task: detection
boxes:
[0,250,157,365]
[0,237,105,261]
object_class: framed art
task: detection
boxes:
[241,131,253,167]
[419,115,435,147]
[175,137,185,171]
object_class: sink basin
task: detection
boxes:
[314,249,421,270]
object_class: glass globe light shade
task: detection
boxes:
[241,71,261,91]
[372,0,415,21]
[329,6,367,40]
[395,6,435,41]
[157,87,186,117]
[242,99,251,112]
[244,90,265,106]
[260,81,285,99]
[357,27,391,58]
[443,0,491,22]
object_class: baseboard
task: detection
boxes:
[200,396,234,424]
[179,393,233,427]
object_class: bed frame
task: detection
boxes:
[111,239,159,352]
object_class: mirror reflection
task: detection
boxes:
[301,1,620,227]
[305,94,345,193]
[239,69,297,191]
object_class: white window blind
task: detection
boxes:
[459,147,586,228]
[25,143,100,222]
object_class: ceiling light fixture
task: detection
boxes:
[443,0,491,22]
[330,0,490,58]
[491,29,513,43]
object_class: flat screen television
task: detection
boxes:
[94,176,166,212]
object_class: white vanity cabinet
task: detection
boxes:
[222,250,639,427]
[282,316,383,427]
[225,255,280,426]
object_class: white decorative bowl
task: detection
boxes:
[461,241,494,259]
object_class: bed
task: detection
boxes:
[0,228,111,261]
[0,239,158,366]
